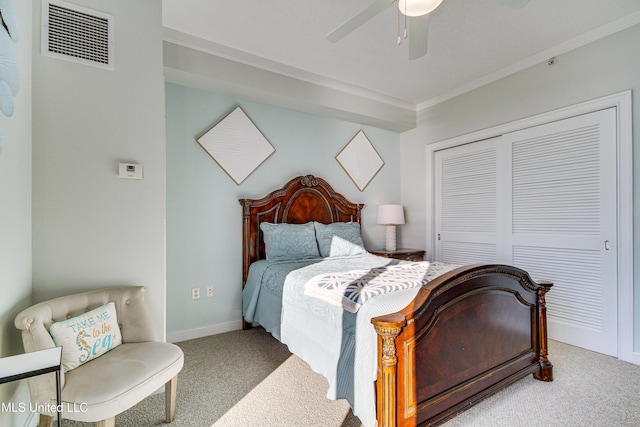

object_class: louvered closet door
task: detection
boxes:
[434,137,507,264]
[503,108,617,356]
[434,108,617,356]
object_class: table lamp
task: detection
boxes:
[377,204,405,251]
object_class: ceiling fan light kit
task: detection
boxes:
[327,0,529,60]
[398,0,443,17]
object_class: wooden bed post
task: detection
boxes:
[240,199,252,287]
[534,281,554,382]
[240,199,252,330]
[373,321,404,427]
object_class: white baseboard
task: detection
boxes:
[166,320,243,343]
[23,410,37,427]
[628,351,640,366]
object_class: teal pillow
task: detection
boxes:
[260,222,320,261]
[314,221,367,258]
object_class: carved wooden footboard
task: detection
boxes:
[372,264,553,427]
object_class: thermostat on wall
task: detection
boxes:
[119,163,143,180]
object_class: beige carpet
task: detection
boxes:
[61,328,640,427]
[446,338,640,427]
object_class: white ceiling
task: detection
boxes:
[162,0,640,110]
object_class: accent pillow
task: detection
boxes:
[260,222,320,261]
[314,221,367,258]
[50,302,122,372]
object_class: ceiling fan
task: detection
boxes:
[326,0,530,60]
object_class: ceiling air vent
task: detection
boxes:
[41,0,114,70]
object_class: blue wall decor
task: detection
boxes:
[0,0,20,154]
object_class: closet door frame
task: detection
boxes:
[425,91,635,363]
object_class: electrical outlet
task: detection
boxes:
[191,287,200,299]
[206,286,214,297]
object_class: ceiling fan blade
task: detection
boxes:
[326,0,394,43]
[489,0,530,8]
[408,14,429,60]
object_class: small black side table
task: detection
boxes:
[0,347,63,427]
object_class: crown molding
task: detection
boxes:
[416,11,640,117]
[163,12,640,131]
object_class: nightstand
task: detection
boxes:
[370,248,426,261]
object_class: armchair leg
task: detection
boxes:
[96,417,115,427]
[165,375,178,422]
[38,414,53,427]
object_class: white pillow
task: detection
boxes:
[50,302,122,372]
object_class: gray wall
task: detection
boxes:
[0,2,32,425]
[400,24,640,352]
[165,83,402,336]
[31,0,167,336]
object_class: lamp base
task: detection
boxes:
[385,225,397,251]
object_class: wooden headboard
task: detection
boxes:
[239,174,363,285]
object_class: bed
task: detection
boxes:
[240,174,553,427]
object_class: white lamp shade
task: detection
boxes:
[377,205,405,225]
[398,0,444,17]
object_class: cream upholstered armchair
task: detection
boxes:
[14,286,184,427]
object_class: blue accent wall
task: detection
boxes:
[165,83,402,334]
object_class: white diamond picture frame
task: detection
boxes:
[336,130,384,191]
[197,107,275,185]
